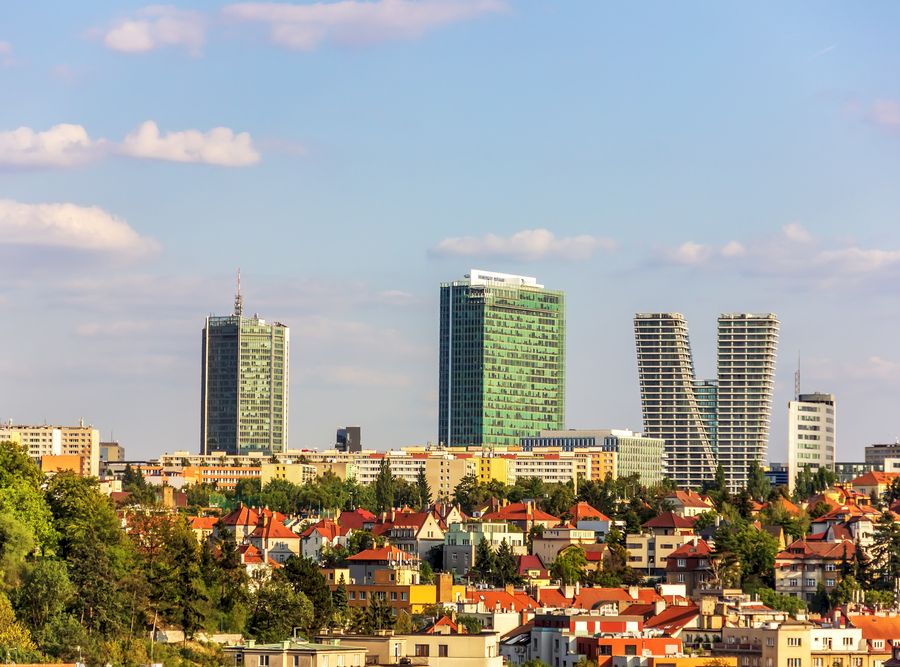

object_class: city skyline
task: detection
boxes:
[4,2,900,459]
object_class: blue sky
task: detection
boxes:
[3,1,900,461]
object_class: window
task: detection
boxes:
[677,559,686,567]
[439,645,448,657]
[415,645,429,657]
[293,657,300,667]
[826,579,835,587]
[390,592,398,601]
[806,579,815,587]
[676,573,685,583]
[787,637,801,647]
[625,644,637,656]
[360,592,366,600]
[813,659,822,667]
[787,659,801,667]
[258,657,269,667]
[767,638,774,647]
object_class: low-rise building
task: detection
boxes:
[626,512,697,578]
[774,539,855,602]
[532,524,597,568]
[443,520,526,577]
[224,639,367,667]
[665,539,713,596]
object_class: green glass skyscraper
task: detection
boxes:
[438,269,565,449]
[201,279,290,455]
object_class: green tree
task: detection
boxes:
[494,539,521,587]
[14,557,73,631]
[452,474,494,515]
[756,587,807,615]
[331,579,349,629]
[393,609,415,634]
[121,464,157,506]
[0,440,57,555]
[0,591,35,651]
[471,539,495,584]
[374,458,395,513]
[830,575,860,607]
[871,510,900,591]
[746,461,771,502]
[551,546,587,585]
[713,519,779,589]
[416,468,432,510]
[419,560,435,584]
[458,615,483,634]
[347,530,377,555]
[233,478,262,506]
[809,583,831,614]
[281,556,333,635]
[247,578,313,643]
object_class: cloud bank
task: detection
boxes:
[102,5,206,55]
[0,121,260,168]
[223,0,507,51]
[431,228,616,262]
[0,199,159,256]
[657,223,900,284]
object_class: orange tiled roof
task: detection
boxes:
[776,539,855,561]
[189,516,218,531]
[848,614,900,640]
[301,519,351,540]
[481,503,559,523]
[345,545,417,562]
[569,502,612,522]
[248,520,299,541]
[851,471,900,486]
[642,512,696,530]
[466,590,539,612]
[645,604,700,634]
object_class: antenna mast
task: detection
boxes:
[234,268,243,317]
[794,351,800,401]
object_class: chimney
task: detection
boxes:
[654,599,666,616]
[628,586,639,600]
[505,583,515,596]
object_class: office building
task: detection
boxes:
[716,313,780,492]
[336,426,362,453]
[0,421,100,477]
[634,312,779,492]
[787,392,836,492]
[634,313,717,488]
[438,269,565,449]
[865,442,900,467]
[100,441,125,463]
[200,279,289,455]
[520,428,665,485]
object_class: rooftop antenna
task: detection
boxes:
[794,351,801,401]
[233,268,243,317]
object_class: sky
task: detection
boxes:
[3,1,900,462]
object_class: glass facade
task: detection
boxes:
[201,314,289,455]
[438,271,565,449]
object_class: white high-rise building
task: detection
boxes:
[716,313,780,493]
[634,313,717,488]
[787,392,836,492]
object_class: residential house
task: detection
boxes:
[665,539,713,596]
[568,502,612,539]
[345,545,419,585]
[443,521,526,577]
[480,502,559,533]
[850,471,900,500]
[247,516,302,564]
[532,524,597,568]
[625,512,698,578]
[224,639,367,667]
[665,490,715,518]
[373,509,446,559]
[301,519,352,562]
[774,538,855,602]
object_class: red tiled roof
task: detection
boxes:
[848,614,900,640]
[851,471,900,487]
[666,539,712,559]
[248,520,299,541]
[189,516,218,531]
[345,545,417,562]
[338,508,377,531]
[239,543,280,566]
[645,604,700,634]
[536,588,573,608]
[642,512,696,530]
[667,490,713,508]
[425,616,462,634]
[481,503,559,523]
[301,519,351,540]
[569,502,611,522]
[221,505,259,526]
[621,603,656,619]
[776,539,855,562]
[466,590,539,612]
[518,554,550,575]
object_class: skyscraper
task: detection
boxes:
[201,278,289,455]
[438,269,565,449]
[787,392,836,492]
[716,313,779,492]
[634,313,717,488]
[634,312,779,491]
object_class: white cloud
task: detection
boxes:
[431,228,615,261]
[0,199,159,256]
[663,241,712,265]
[658,225,900,284]
[223,0,507,51]
[0,41,13,66]
[120,120,261,166]
[872,99,900,128]
[0,124,102,167]
[102,5,206,55]
[0,121,261,169]
[782,222,813,243]
[721,240,746,257]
